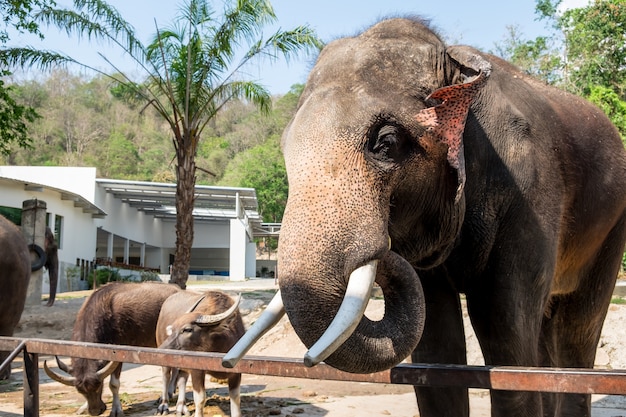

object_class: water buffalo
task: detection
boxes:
[44,281,181,416]
[225,17,626,417]
[0,214,31,380]
[156,290,244,417]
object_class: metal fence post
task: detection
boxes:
[23,347,39,417]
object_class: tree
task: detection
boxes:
[219,84,303,221]
[534,0,626,139]
[558,0,626,98]
[220,133,287,222]
[497,0,626,140]
[2,0,322,288]
[0,0,53,155]
[493,25,562,84]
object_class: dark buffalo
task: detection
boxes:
[44,281,180,416]
[156,290,244,417]
[0,214,31,380]
[226,17,626,417]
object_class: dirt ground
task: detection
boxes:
[1,281,626,417]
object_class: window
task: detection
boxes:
[54,215,63,250]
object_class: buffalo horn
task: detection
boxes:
[43,359,76,385]
[96,360,120,380]
[194,294,241,326]
[55,355,72,373]
[187,294,207,313]
[304,260,378,367]
[222,290,285,368]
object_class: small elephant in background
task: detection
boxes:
[44,227,59,307]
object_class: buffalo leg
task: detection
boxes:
[157,366,176,415]
[227,373,242,417]
[189,369,206,417]
[109,362,124,417]
[174,369,190,417]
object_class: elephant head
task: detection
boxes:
[272,18,490,374]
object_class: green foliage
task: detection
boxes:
[88,267,121,287]
[100,131,140,178]
[0,206,22,225]
[560,1,626,98]
[140,270,160,282]
[1,0,51,42]
[612,296,626,305]
[0,0,50,156]
[0,76,40,155]
[220,134,287,222]
[497,1,626,140]
[494,26,562,84]
[588,85,626,140]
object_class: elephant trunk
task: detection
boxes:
[279,249,425,374]
[44,227,58,307]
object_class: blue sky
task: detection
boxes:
[12,0,588,95]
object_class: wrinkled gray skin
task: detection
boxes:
[278,18,626,417]
[0,215,30,380]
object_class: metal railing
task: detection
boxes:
[2,336,626,417]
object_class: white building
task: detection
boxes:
[0,166,275,293]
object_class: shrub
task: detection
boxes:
[140,270,161,282]
[87,267,122,288]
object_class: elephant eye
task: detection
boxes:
[367,122,412,163]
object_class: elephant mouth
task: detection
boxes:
[223,250,425,373]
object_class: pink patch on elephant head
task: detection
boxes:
[415,71,488,202]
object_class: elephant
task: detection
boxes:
[225,17,626,417]
[0,214,31,380]
[44,227,59,307]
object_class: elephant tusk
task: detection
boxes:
[304,260,378,367]
[222,290,285,368]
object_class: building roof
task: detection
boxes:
[96,178,264,228]
[0,175,107,217]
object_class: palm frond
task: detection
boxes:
[263,26,324,62]
[35,2,147,65]
[1,47,79,71]
[213,0,277,62]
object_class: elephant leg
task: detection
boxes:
[467,274,548,417]
[544,220,625,417]
[411,271,468,417]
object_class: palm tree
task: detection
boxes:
[2,0,322,288]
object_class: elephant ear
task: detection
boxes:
[415,52,491,202]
